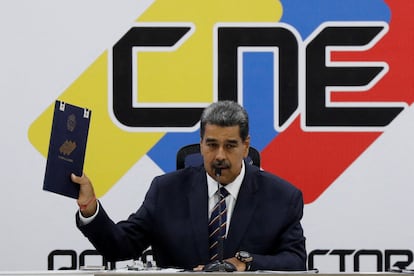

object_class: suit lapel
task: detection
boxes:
[188,167,210,261]
[225,165,259,256]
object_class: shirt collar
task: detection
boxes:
[207,161,245,199]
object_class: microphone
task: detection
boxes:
[203,168,236,272]
[215,167,222,178]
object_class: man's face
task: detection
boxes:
[200,124,250,185]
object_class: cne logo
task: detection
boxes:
[28,0,413,202]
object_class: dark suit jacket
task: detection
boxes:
[77,163,307,271]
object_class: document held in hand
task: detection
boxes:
[43,100,91,199]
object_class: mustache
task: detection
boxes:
[212,160,230,169]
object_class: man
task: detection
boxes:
[73,101,307,271]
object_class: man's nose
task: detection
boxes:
[215,146,226,160]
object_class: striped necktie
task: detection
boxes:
[208,187,230,261]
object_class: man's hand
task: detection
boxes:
[71,173,97,217]
[225,257,247,271]
[193,265,204,271]
[192,258,246,272]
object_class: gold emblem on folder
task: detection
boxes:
[59,140,77,156]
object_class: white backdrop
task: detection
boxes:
[1,0,413,272]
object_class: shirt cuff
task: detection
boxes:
[78,200,100,225]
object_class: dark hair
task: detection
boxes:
[200,101,249,141]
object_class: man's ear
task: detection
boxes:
[243,135,251,158]
[199,138,204,156]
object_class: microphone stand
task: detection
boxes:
[203,168,236,272]
[216,168,225,272]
